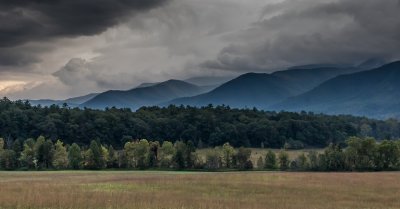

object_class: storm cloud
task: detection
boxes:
[201,0,400,72]
[2,0,400,100]
[0,0,168,66]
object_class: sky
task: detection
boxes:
[1,0,400,100]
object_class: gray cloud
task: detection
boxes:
[4,0,400,100]
[201,0,400,72]
[0,0,168,66]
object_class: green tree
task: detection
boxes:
[124,141,136,168]
[134,139,150,169]
[296,153,309,171]
[84,140,105,169]
[205,148,222,170]
[222,142,235,168]
[323,143,346,171]
[68,143,82,169]
[234,147,252,170]
[264,150,277,170]
[375,140,400,170]
[159,141,175,168]
[308,151,319,171]
[345,137,376,170]
[19,138,36,169]
[107,145,118,168]
[173,141,187,169]
[124,139,150,169]
[278,150,289,171]
[52,140,69,169]
[0,149,17,170]
[34,136,55,169]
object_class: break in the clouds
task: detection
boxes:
[1,0,400,99]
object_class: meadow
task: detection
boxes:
[0,171,399,209]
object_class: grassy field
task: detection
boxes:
[0,171,399,209]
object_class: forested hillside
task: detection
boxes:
[275,61,400,118]
[1,98,399,149]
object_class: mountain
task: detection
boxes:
[184,76,235,86]
[167,66,364,109]
[271,66,363,95]
[168,73,295,109]
[135,82,160,88]
[273,61,400,118]
[29,99,62,107]
[63,93,99,105]
[82,80,205,110]
[29,93,99,107]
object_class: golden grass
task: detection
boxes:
[0,171,399,209]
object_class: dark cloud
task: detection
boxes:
[0,0,168,47]
[202,0,400,72]
[0,44,51,67]
[0,0,168,66]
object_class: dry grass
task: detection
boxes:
[0,171,399,209]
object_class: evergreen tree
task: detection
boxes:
[84,140,105,169]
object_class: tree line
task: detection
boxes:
[1,98,400,150]
[1,136,399,171]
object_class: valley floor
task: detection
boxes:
[0,171,399,209]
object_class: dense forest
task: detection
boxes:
[1,98,400,150]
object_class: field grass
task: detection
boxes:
[0,171,399,209]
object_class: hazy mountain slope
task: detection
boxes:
[167,73,295,109]
[28,93,99,107]
[82,80,205,110]
[274,61,400,118]
[63,93,99,105]
[271,66,363,95]
[184,76,235,86]
[28,99,62,107]
[167,65,366,109]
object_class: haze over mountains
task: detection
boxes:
[274,61,400,119]
[29,93,99,107]
[26,60,400,119]
[81,80,207,110]
[166,63,371,109]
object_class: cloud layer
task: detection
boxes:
[1,0,400,99]
[0,0,168,67]
[202,0,400,72]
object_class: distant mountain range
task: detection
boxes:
[81,80,206,110]
[27,60,400,119]
[273,61,400,118]
[167,65,364,108]
[29,93,99,107]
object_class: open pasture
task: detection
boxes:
[0,171,399,209]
